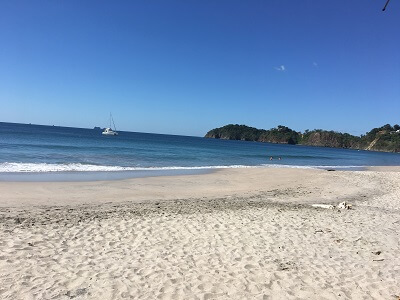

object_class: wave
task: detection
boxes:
[0,162,365,173]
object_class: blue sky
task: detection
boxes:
[1,0,399,136]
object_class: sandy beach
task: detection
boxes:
[0,168,399,299]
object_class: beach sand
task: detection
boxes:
[0,168,399,299]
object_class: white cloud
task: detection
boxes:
[313,62,318,67]
[274,65,285,71]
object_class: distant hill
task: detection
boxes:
[205,124,400,152]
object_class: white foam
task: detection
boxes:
[0,162,365,173]
[0,162,252,173]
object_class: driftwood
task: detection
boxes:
[312,201,352,210]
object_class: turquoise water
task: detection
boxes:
[1,122,400,180]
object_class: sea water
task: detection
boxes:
[1,122,400,181]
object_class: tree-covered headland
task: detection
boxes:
[205,124,400,152]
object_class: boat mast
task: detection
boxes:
[111,113,117,131]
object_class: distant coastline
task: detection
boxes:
[205,124,400,153]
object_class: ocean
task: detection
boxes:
[1,122,400,181]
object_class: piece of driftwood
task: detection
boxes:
[311,201,352,210]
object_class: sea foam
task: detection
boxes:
[0,162,363,173]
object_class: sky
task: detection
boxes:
[0,0,399,137]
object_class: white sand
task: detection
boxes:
[0,168,399,299]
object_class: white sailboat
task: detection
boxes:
[102,113,118,136]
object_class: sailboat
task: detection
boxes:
[102,113,118,136]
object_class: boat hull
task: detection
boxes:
[102,131,118,136]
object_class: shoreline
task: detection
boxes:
[1,163,400,183]
[0,168,216,182]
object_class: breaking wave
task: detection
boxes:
[0,162,364,173]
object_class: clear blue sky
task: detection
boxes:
[1,0,399,136]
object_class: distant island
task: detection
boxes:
[205,124,400,153]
